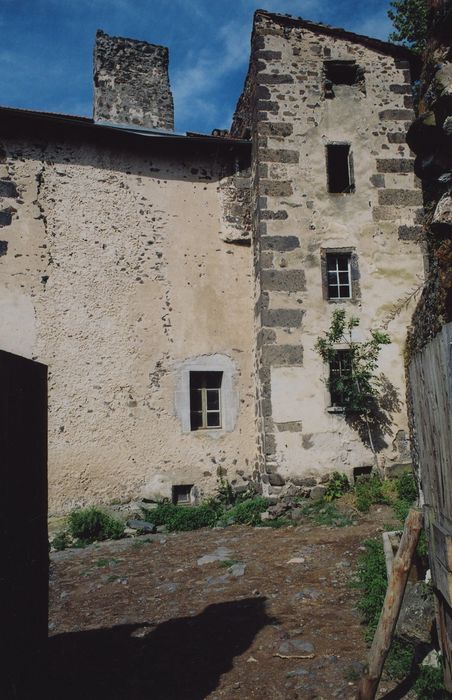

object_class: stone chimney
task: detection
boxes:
[93,30,174,131]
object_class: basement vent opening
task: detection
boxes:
[326,144,355,194]
[353,465,373,482]
[172,484,193,505]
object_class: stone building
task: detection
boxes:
[0,12,425,514]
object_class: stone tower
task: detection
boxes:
[232,11,424,493]
[93,30,174,130]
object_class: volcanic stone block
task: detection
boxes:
[378,189,423,206]
[261,235,300,251]
[93,30,174,130]
[261,344,303,366]
[261,269,306,291]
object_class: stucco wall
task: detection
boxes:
[0,134,255,513]
[233,12,425,489]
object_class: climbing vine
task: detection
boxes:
[315,309,392,458]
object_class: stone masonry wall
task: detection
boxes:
[93,30,174,130]
[233,11,425,493]
[0,131,254,513]
[406,0,452,358]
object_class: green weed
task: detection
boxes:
[131,537,151,548]
[396,472,418,503]
[343,667,361,682]
[220,497,268,526]
[414,664,446,699]
[353,538,388,639]
[52,530,71,551]
[385,638,414,680]
[219,559,240,569]
[143,499,223,532]
[352,534,440,693]
[324,471,350,501]
[258,517,292,528]
[354,474,389,513]
[298,500,353,527]
[95,558,121,568]
[67,507,125,544]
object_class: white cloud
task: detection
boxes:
[172,18,251,129]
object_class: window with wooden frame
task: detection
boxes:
[326,252,352,299]
[326,143,355,193]
[329,350,352,407]
[189,371,222,430]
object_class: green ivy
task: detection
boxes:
[315,309,391,416]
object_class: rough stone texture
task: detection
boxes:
[398,225,424,241]
[405,0,452,362]
[275,421,303,432]
[218,165,252,243]
[261,269,306,292]
[0,179,18,198]
[0,208,13,226]
[261,308,304,327]
[232,10,424,489]
[376,159,414,173]
[378,189,423,206]
[261,345,303,367]
[93,30,174,130]
[397,582,435,644]
[432,192,452,231]
[0,15,427,509]
[379,109,414,120]
[261,235,299,251]
[0,135,255,513]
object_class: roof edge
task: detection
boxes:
[0,105,251,148]
[254,9,421,74]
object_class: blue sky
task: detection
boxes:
[0,0,395,134]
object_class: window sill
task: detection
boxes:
[327,406,346,414]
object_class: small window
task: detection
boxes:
[326,253,352,299]
[190,371,222,430]
[325,60,359,86]
[326,144,354,194]
[324,60,365,98]
[172,484,193,505]
[329,350,352,407]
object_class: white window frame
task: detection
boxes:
[326,253,352,299]
[174,354,239,434]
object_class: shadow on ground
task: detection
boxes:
[45,597,274,700]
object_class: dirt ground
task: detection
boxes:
[48,505,401,700]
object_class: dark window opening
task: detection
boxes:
[324,60,365,98]
[190,371,222,430]
[325,60,359,85]
[329,350,352,407]
[326,144,354,194]
[172,484,193,505]
[326,253,352,299]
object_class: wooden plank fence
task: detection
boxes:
[409,321,452,688]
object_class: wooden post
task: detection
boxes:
[356,508,423,700]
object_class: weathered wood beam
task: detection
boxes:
[356,508,423,700]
